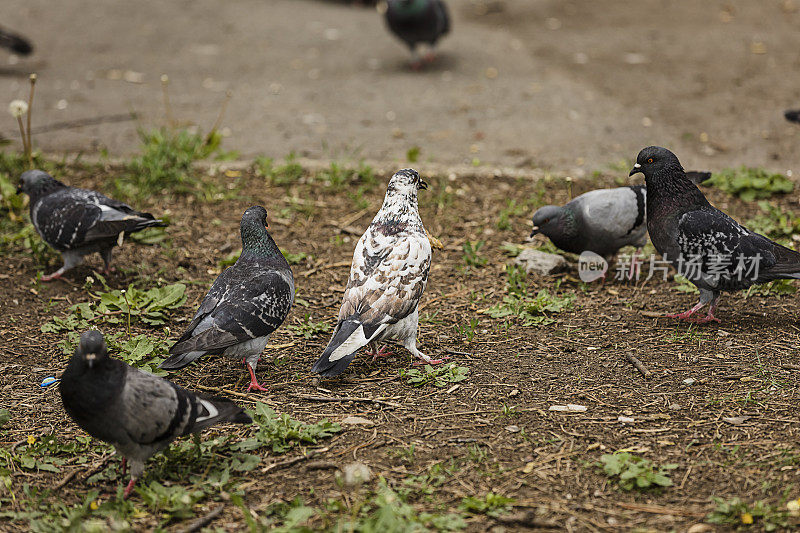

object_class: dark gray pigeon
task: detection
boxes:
[384,0,450,68]
[161,206,294,392]
[0,27,32,55]
[630,146,800,323]
[59,331,251,499]
[530,186,648,262]
[17,170,164,281]
[786,110,800,124]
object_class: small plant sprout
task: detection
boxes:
[160,74,174,126]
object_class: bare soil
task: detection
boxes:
[1,165,799,531]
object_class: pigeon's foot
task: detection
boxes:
[41,270,64,282]
[101,266,117,275]
[409,59,423,71]
[366,344,394,362]
[122,477,138,500]
[665,301,706,321]
[686,313,721,324]
[423,51,437,63]
[243,360,268,393]
[411,354,451,367]
[119,457,127,476]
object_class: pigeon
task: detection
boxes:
[786,110,800,124]
[312,168,446,378]
[0,27,33,55]
[384,0,450,68]
[59,331,251,499]
[630,146,800,323]
[530,185,648,262]
[161,206,294,392]
[16,170,165,281]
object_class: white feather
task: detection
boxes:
[195,399,219,423]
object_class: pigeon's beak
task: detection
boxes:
[629,163,642,177]
[418,179,428,190]
[529,225,540,238]
[85,353,97,368]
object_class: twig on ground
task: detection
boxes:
[177,504,225,533]
[624,352,651,378]
[261,447,330,473]
[301,261,351,277]
[293,393,402,409]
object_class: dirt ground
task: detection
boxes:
[2,0,800,173]
[1,164,799,531]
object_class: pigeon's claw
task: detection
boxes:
[666,301,706,321]
[122,477,138,500]
[367,344,395,362]
[243,360,268,393]
[412,357,450,367]
[41,270,64,282]
[687,314,721,324]
[423,51,437,63]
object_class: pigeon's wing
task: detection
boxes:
[0,27,32,55]
[117,368,194,446]
[170,258,293,355]
[32,189,161,250]
[433,0,450,35]
[675,209,800,286]
[785,109,800,124]
[339,227,431,328]
[579,187,645,239]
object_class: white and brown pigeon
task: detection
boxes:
[16,170,164,281]
[312,168,445,378]
[59,331,251,499]
[161,206,294,392]
[630,146,800,323]
[384,0,450,68]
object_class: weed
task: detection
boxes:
[484,287,574,326]
[460,492,515,517]
[401,362,469,388]
[462,240,487,268]
[500,242,525,257]
[466,444,487,463]
[599,452,677,491]
[393,444,416,463]
[746,201,800,244]
[288,314,331,339]
[501,403,517,418]
[496,199,528,231]
[705,167,794,201]
[673,274,699,294]
[406,146,421,163]
[453,318,479,342]
[706,496,793,531]
[744,279,798,297]
[258,152,305,186]
[114,127,232,201]
[233,403,342,454]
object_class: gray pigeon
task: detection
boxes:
[160,206,294,392]
[16,170,164,281]
[0,26,32,55]
[385,0,450,67]
[59,331,251,499]
[312,169,446,378]
[786,110,800,124]
[530,186,649,263]
[630,146,800,323]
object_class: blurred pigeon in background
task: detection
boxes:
[0,26,33,55]
[785,109,800,124]
[383,0,450,68]
[59,331,251,499]
[312,169,446,377]
[161,206,294,392]
[17,170,164,281]
[630,146,800,323]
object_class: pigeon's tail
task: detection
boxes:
[785,110,800,124]
[765,243,800,277]
[685,171,712,185]
[190,395,252,433]
[159,350,204,370]
[0,29,33,55]
[128,218,166,234]
[312,317,382,378]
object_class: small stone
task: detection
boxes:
[683,378,696,386]
[505,425,520,433]
[341,462,372,487]
[514,248,568,276]
[341,416,375,427]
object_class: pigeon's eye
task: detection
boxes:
[647,157,653,163]
[543,218,550,224]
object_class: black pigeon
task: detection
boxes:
[384,0,450,68]
[630,146,800,323]
[161,206,294,392]
[17,170,164,281]
[785,110,800,124]
[0,27,33,55]
[59,331,251,499]
[531,186,648,261]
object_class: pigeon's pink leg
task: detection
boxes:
[243,359,268,392]
[41,269,65,282]
[366,344,394,362]
[411,354,451,367]
[122,477,138,500]
[423,50,437,63]
[687,301,721,324]
[665,301,705,320]
[119,457,127,476]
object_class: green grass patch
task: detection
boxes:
[705,167,793,201]
[598,452,677,491]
